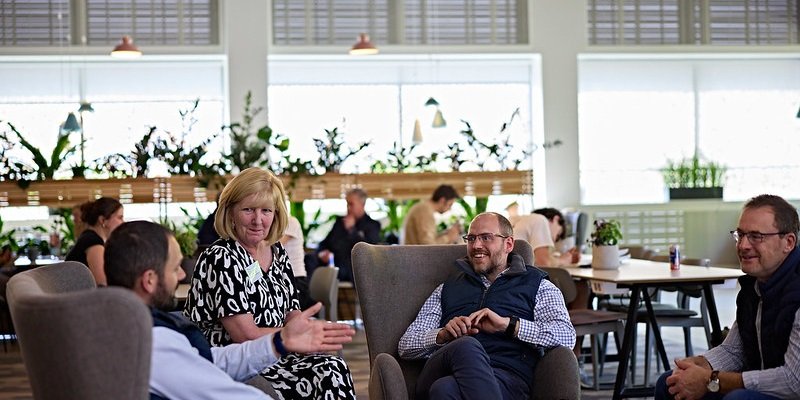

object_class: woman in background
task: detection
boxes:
[65,197,124,285]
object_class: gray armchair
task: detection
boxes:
[6,261,278,400]
[6,262,152,400]
[351,240,580,400]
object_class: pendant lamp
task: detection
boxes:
[412,119,423,145]
[432,109,447,128]
[111,36,142,58]
[62,112,81,132]
[78,101,94,113]
[350,33,378,55]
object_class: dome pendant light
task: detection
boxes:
[111,36,142,58]
[349,33,378,55]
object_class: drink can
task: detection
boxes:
[669,244,680,270]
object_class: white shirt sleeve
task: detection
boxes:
[210,332,280,382]
[512,214,554,250]
[150,327,273,400]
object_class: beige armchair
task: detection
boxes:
[351,240,580,400]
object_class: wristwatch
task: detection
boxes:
[505,316,519,338]
[707,370,720,393]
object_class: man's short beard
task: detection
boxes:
[152,281,177,310]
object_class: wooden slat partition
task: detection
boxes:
[0,170,533,207]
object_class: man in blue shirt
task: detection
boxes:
[105,221,355,400]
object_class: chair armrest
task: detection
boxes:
[531,346,580,400]
[369,353,410,400]
[245,375,280,399]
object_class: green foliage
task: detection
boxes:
[159,214,198,258]
[370,142,439,173]
[289,201,334,247]
[153,99,227,184]
[2,122,77,184]
[590,219,623,246]
[313,127,370,173]
[224,91,293,174]
[0,215,18,253]
[458,108,533,171]
[381,199,417,238]
[456,197,489,227]
[661,155,726,189]
[52,207,76,252]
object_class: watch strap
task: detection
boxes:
[505,316,519,338]
[273,331,289,357]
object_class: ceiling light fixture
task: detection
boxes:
[111,35,142,58]
[349,33,378,55]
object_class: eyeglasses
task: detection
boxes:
[730,230,786,243]
[462,233,509,244]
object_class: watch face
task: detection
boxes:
[707,380,720,392]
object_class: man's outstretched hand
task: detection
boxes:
[281,302,355,354]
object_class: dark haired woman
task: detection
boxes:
[65,197,124,285]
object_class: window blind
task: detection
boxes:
[588,0,799,45]
[0,0,71,46]
[0,0,217,47]
[271,0,526,46]
[86,0,217,45]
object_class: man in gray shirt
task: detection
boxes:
[656,194,800,399]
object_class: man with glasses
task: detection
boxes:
[656,194,800,400]
[397,212,575,399]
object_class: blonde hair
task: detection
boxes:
[214,167,289,245]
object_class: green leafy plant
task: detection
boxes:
[380,199,417,241]
[52,207,76,253]
[289,201,335,247]
[590,219,622,246]
[159,217,197,259]
[458,108,533,171]
[3,122,77,183]
[224,91,291,174]
[153,100,227,185]
[661,155,726,189]
[0,215,19,254]
[370,142,439,173]
[313,127,370,173]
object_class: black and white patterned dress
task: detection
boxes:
[184,239,356,400]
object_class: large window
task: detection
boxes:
[0,57,227,178]
[579,56,800,205]
[266,55,540,176]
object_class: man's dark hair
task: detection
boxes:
[105,221,173,289]
[431,185,459,202]
[533,207,567,241]
[744,194,800,236]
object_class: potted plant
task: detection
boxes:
[590,219,623,270]
[661,155,726,200]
